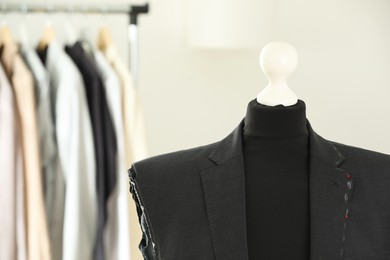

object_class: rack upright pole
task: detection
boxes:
[128,3,149,88]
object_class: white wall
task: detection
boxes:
[138,0,390,156]
[3,0,390,157]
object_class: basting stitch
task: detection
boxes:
[340,172,353,258]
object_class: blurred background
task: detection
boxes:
[3,0,389,155]
[1,0,389,260]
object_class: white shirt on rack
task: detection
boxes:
[45,40,97,260]
[94,50,129,260]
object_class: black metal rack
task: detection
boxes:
[0,2,149,85]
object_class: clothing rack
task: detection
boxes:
[0,2,149,86]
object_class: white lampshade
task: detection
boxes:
[186,0,276,49]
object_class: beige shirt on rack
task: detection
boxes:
[100,44,148,260]
[0,59,27,260]
[1,41,51,260]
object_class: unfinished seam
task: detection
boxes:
[129,165,159,260]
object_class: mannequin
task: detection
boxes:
[128,40,390,260]
[243,41,310,259]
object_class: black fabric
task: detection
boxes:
[129,167,159,259]
[65,42,117,260]
[128,114,390,260]
[37,45,48,66]
[242,99,310,259]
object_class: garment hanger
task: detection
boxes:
[77,5,98,59]
[37,4,56,52]
[37,22,56,52]
[18,3,30,46]
[0,25,13,46]
[0,3,13,46]
[97,26,112,52]
[256,41,299,107]
[97,6,112,53]
[96,6,111,52]
[63,4,77,46]
[96,6,112,51]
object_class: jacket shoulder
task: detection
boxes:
[130,141,218,182]
[330,140,390,186]
[330,140,390,166]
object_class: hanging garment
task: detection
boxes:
[128,117,390,260]
[100,44,148,165]
[21,45,65,260]
[1,39,51,260]
[100,43,148,260]
[65,41,117,260]
[94,50,130,260]
[0,61,27,260]
[38,40,97,260]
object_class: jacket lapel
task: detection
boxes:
[200,118,249,260]
[200,117,353,260]
[307,119,353,260]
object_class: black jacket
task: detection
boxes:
[65,42,117,260]
[128,117,390,260]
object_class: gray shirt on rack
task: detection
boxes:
[21,44,65,260]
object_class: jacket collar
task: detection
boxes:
[200,117,352,260]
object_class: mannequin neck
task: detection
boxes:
[243,98,308,138]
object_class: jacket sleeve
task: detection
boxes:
[128,165,159,260]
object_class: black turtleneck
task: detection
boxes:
[243,98,310,259]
